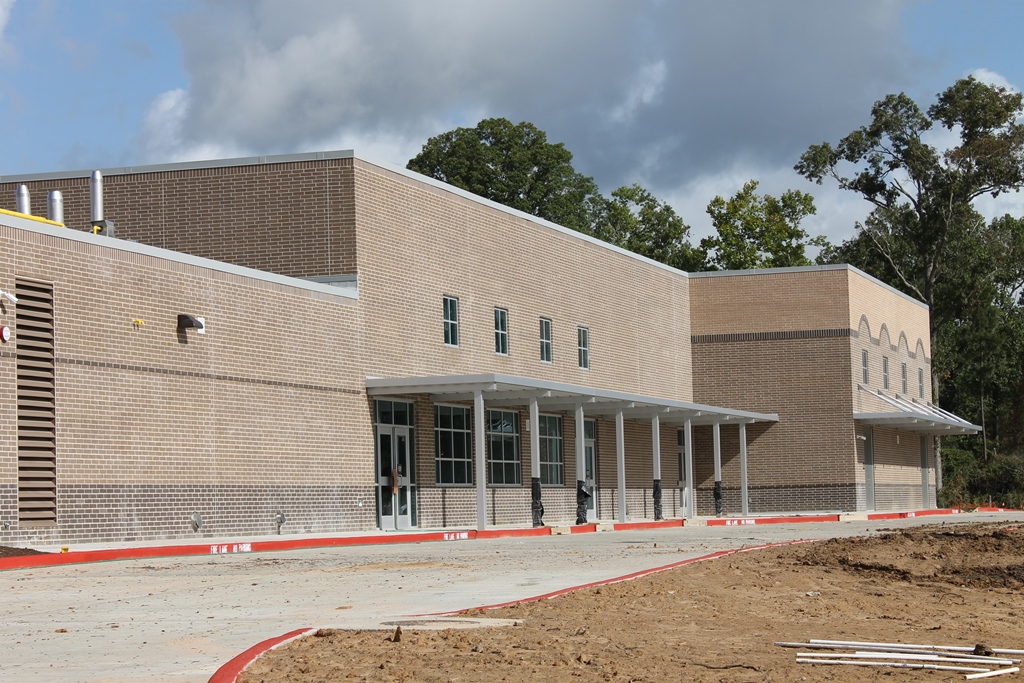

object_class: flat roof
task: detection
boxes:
[366,373,779,425]
[0,150,928,309]
[0,210,358,301]
[689,264,928,310]
[0,150,693,282]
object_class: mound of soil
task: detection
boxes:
[0,545,46,558]
[240,523,1024,682]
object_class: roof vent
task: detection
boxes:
[15,185,30,215]
[89,171,115,237]
[47,191,64,225]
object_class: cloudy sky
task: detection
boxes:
[1,0,1023,244]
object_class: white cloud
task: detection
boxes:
[659,160,872,246]
[610,61,667,123]
[969,67,1016,91]
[139,88,247,163]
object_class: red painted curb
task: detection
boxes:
[612,519,684,531]
[976,506,1023,513]
[706,514,840,526]
[208,627,314,683]
[476,527,551,539]
[0,530,482,572]
[570,524,598,533]
[866,508,963,520]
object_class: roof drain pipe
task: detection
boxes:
[47,191,64,225]
[15,185,30,215]
[89,171,115,237]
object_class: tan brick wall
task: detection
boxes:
[857,424,936,510]
[351,161,694,401]
[689,268,850,336]
[0,221,374,544]
[691,336,858,512]
[0,159,358,278]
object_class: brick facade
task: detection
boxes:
[0,152,959,543]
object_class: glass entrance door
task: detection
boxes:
[584,419,598,522]
[377,425,413,530]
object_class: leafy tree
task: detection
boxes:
[700,180,825,270]
[796,76,1024,352]
[407,118,601,235]
[590,184,706,271]
[803,77,1024,504]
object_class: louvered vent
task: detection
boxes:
[15,279,56,526]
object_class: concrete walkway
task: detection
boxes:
[1,512,1020,683]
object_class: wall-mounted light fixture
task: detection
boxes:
[0,290,18,304]
[177,314,205,334]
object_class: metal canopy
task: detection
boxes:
[855,385,980,435]
[365,373,778,426]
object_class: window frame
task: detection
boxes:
[919,367,925,399]
[901,362,908,394]
[537,414,564,486]
[882,356,889,390]
[577,326,590,370]
[862,349,869,384]
[443,296,459,347]
[434,404,474,486]
[494,307,509,356]
[539,317,552,363]
[487,409,521,486]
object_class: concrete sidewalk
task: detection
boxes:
[1,511,1020,683]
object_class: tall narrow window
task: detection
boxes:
[919,368,925,399]
[16,279,56,526]
[862,350,869,384]
[901,362,908,394]
[882,356,889,390]
[487,410,521,485]
[494,307,508,355]
[435,405,473,485]
[443,296,459,347]
[539,317,552,363]
[538,414,564,486]
[577,326,590,369]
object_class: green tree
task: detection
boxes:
[796,76,1024,355]
[802,77,1024,504]
[407,118,601,235]
[590,184,706,271]
[700,180,825,270]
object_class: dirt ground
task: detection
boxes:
[239,522,1024,682]
[0,544,44,558]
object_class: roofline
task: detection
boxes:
[0,150,357,183]
[0,149,693,282]
[688,266,929,311]
[365,373,779,423]
[0,211,358,301]
[688,264,928,310]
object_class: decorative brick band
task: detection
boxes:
[54,356,362,395]
[691,328,853,344]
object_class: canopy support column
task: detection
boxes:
[684,418,694,519]
[474,389,487,530]
[616,409,627,523]
[651,413,663,520]
[713,421,723,517]
[575,403,587,524]
[739,422,749,516]
[529,397,543,527]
